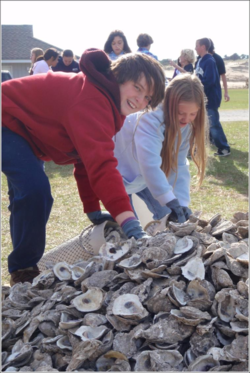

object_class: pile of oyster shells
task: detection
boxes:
[2,211,249,372]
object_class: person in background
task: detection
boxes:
[2,49,166,286]
[208,39,230,102]
[52,49,80,73]
[104,30,132,61]
[195,40,230,102]
[43,48,60,69]
[195,37,230,157]
[136,33,158,60]
[114,73,208,225]
[29,48,45,75]
[170,49,195,79]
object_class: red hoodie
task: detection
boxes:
[2,49,133,217]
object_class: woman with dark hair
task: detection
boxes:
[104,30,132,60]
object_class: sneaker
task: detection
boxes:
[10,266,40,287]
[214,149,231,157]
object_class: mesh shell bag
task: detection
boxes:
[38,221,120,271]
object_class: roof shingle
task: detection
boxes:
[2,25,79,60]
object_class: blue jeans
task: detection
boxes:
[129,187,170,220]
[2,128,54,273]
[207,108,230,152]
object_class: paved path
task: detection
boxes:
[219,109,249,122]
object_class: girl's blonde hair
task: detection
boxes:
[161,73,208,187]
[31,48,44,61]
[180,49,195,64]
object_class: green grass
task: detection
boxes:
[1,121,248,285]
[189,121,248,219]
[219,89,248,110]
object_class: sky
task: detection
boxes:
[1,1,249,61]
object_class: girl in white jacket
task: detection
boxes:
[114,73,208,224]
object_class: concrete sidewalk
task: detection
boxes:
[219,109,249,122]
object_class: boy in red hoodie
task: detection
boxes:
[2,48,165,285]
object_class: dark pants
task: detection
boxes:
[207,108,230,152]
[2,127,53,273]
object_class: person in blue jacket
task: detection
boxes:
[195,38,230,157]
[113,73,208,225]
[136,33,158,61]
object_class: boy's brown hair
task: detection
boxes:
[137,33,154,48]
[110,53,165,110]
[196,38,211,51]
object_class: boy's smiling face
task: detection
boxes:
[119,74,153,116]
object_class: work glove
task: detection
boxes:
[122,218,148,240]
[87,210,115,225]
[166,199,186,223]
[182,206,192,220]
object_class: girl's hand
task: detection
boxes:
[181,206,192,220]
[166,199,186,223]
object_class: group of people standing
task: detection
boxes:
[2,31,230,286]
[103,31,230,157]
[30,48,80,75]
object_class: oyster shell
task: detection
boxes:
[99,242,131,261]
[117,254,142,269]
[174,236,193,254]
[72,287,104,312]
[53,262,72,281]
[181,256,205,281]
[112,294,149,320]
[73,325,108,341]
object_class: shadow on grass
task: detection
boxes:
[44,161,74,179]
[205,147,248,195]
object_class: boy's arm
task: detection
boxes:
[67,97,133,218]
[73,161,101,213]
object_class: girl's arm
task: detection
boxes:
[167,126,191,207]
[133,109,176,205]
[170,60,186,73]
[134,110,191,207]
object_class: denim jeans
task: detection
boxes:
[2,127,54,273]
[129,187,170,220]
[207,108,230,152]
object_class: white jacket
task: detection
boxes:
[33,60,50,75]
[113,104,191,207]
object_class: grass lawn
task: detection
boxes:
[189,121,248,219]
[219,89,249,110]
[1,120,248,284]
